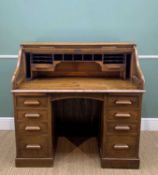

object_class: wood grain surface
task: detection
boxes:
[18,78,138,90]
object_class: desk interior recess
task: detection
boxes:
[12,43,144,90]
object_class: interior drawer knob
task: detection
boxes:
[25,126,41,131]
[24,100,40,106]
[25,144,41,150]
[115,100,132,105]
[114,125,131,131]
[114,113,131,118]
[25,113,40,118]
[113,144,129,150]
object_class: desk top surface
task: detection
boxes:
[16,77,139,92]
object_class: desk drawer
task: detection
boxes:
[17,110,48,121]
[17,122,48,135]
[17,136,49,158]
[108,95,139,108]
[106,122,138,135]
[16,96,48,108]
[103,136,138,158]
[107,110,139,122]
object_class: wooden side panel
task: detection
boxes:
[131,47,145,89]
[12,48,26,89]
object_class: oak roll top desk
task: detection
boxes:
[12,42,145,168]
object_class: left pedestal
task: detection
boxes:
[13,94,54,167]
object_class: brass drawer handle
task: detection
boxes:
[25,144,41,150]
[25,126,41,131]
[113,144,129,150]
[24,100,40,106]
[114,125,131,131]
[25,113,40,118]
[114,113,131,118]
[115,100,132,105]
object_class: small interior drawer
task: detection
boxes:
[17,122,48,135]
[17,136,49,158]
[16,110,48,121]
[103,136,138,158]
[16,96,48,108]
[108,95,139,108]
[31,64,54,72]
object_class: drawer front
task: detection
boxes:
[106,122,138,135]
[16,96,48,108]
[108,96,139,109]
[17,136,49,158]
[103,136,138,158]
[16,110,48,121]
[17,122,48,135]
[107,110,139,122]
